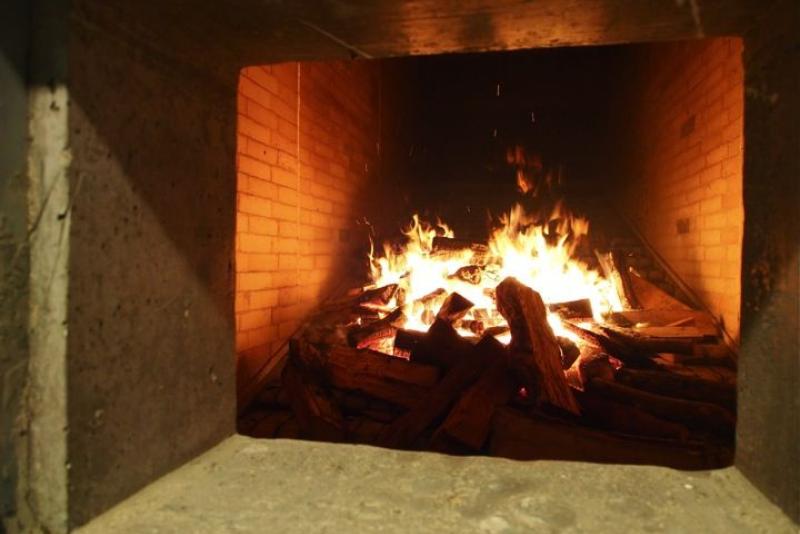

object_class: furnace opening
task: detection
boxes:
[234,38,743,469]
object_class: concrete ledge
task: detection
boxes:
[77,435,796,533]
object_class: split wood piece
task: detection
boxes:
[650,358,737,386]
[289,337,327,376]
[587,378,735,437]
[410,318,474,369]
[325,345,441,409]
[615,368,736,411]
[692,343,737,361]
[358,284,399,307]
[378,336,503,449]
[431,236,489,255]
[415,288,447,307]
[625,325,718,342]
[483,325,510,338]
[595,250,638,309]
[600,324,697,355]
[557,336,581,369]
[562,320,650,366]
[489,408,729,470]
[628,268,693,310]
[282,360,345,442]
[393,328,427,354]
[448,265,483,284]
[574,390,690,442]
[548,298,594,320]
[564,350,617,391]
[455,319,485,336]
[495,277,580,414]
[433,345,513,451]
[436,292,474,323]
[347,307,405,349]
[609,309,718,337]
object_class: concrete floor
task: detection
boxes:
[78,435,796,533]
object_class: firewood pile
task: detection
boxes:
[240,241,737,470]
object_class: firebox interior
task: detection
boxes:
[234,38,743,468]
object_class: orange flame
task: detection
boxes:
[368,202,623,341]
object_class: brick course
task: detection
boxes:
[235,62,378,387]
[621,38,744,341]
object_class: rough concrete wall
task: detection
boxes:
[0,0,30,527]
[619,38,744,341]
[235,61,378,396]
[737,0,800,523]
[18,1,72,532]
[64,8,237,529]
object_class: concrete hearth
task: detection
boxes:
[77,436,796,533]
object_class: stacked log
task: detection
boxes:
[238,275,736,470]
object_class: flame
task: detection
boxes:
[368,201,623,343]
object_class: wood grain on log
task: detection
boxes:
[282,360,345,442]
[495,277,580,414]
[436,292,474,323]
[434,350,513,450]
[489,408,730,470]
[325,346,440,409]
[410,318,474,369]
[587,378,735,437]
[379,336,504,448]
[615,368,736,411]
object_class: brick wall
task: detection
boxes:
[236,61,379,390]
[620,38,744,341]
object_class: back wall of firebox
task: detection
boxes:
[235,38,743,402]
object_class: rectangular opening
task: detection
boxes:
[234,37,743,468]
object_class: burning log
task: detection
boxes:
[562,320,653,367]
[483,325,510,338]
[548,298,594,319]
[410,318,474,369]
[436,292,474,323]
[456,319,485,336]
[358,284,399,307]
[557,336,580,369]
[379,336,504,449]
[448,265,482,284]
[489,408,729,470]
[347,307,404,349]
[433,353,513,450]
[615,368,736,411]
[595,250,638,309]
[282,360,345,442]
[325,346,440,409]
[564,351,618,390]
[587,378,735,437]
[393,328,427,354]
[628,268,693,311]
[431,236,489,255]
[495,277,580,414]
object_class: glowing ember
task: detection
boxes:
[368,201,624,345]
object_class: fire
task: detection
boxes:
[368,201,623,343]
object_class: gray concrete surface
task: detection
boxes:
[78,435,797,533]
[63,10,237,528]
